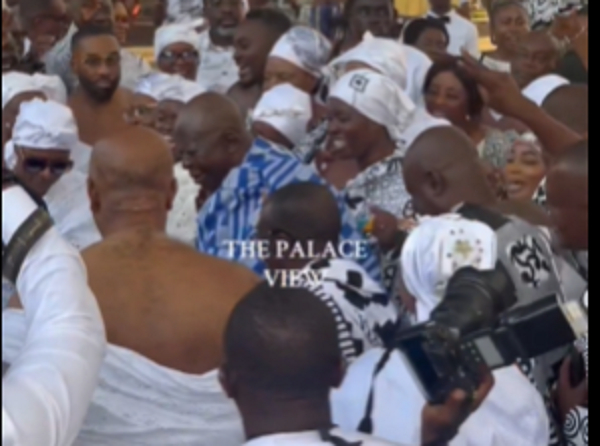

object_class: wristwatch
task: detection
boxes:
[2,168,53,284]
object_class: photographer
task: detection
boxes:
[2,173,106,445]
[332,215,550,445]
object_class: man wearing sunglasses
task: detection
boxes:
[4,98,101,250]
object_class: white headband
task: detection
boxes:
[154,23,200,60]
[135,73,205,103]
[2,72,67,109]
[252,83,312,147]
[269,26,331,78]
[522,74,569,106]
[5,98,79,168]
[330,69,416,143]
[330,34,408,89]
[401,214,497,322]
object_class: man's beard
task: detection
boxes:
[78,75,120,103]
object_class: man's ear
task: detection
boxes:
[222,129,241,154]
[87,177,100,214]
[425,169,446,197]
[219,364,237,399]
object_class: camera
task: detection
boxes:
[395,262,588,404]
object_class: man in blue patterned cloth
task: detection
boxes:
[173,92,382,284]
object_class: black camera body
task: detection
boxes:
[395,263,588,404]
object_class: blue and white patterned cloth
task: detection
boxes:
[196,138,382,284]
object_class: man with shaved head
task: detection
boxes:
[403,125,565,305]
[174,92,382,283]
[73,126,259,444]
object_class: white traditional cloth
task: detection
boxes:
[269,26,332,78]
[403,45,432,107]
[252,83,313,147]
[166,163,200,246]
[2,72,67,109]
[330,69,416,144]
[330,34,408,89]
[195,30,239,94]
[402,107,451,154]
[4,99,79,169]
[299,258,398,364]
[165,0,204,24]
[119,49,154,92]
[154,23,201,59]
[2,186,106,446]
[2,309,243,446]
[522,74,570,106]
[44,170,102,251]
[426,9,480,57]
[243,428,401,445]
[135,73,206,103]
[331,214,550,446]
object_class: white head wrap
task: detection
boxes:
[522,74,569,106]
[154,23,200,60]
[2,72,67,110]
[402,108,451,154]
[135,73,205,103]
[329,69,416,143]
[252,83,312,147]
[330,33,408,89]
[269,26,332,78]
[4,98,79,169]
[401,214,497,322]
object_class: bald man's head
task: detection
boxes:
[257,182,342,270]
[88,126,177,234]
[543,85,589,136]
[174,92,252,193]
[512,31,560,88]
[403,126,495,216]
[546,140,588,250]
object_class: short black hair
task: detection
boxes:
[224,283,341,398]
[423,60,485,119]
[487,0,528,21]
[265,182,341,243]
[244,7,293,36]
[71,25,117,52]
[402,18,449,46]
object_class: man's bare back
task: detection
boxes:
[83,230,259,375]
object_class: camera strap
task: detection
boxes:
[357,348,394,434]
[2,208,53,284]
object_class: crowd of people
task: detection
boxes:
[1,0,589,445]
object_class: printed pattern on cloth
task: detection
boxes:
[196,138,382,283]
[506,235,552,288]
[299,258,398,364]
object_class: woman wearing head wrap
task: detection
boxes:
[2,71,67,147]
[503,132,547,202]
[4,98,101,250]
[154,23,201,81]
[331,214,550,446]
[264,25,331,94]
[251,83,312,150]
[327,69,415,221]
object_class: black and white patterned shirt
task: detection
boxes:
[299,258,399,364]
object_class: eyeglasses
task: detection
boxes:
[159,50,199,64]
[23,158,73,176]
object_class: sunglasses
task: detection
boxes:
[23,157,73,176]
[159,50,199,64]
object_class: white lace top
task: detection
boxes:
[166,163,200,246]
[195,30,239,94]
